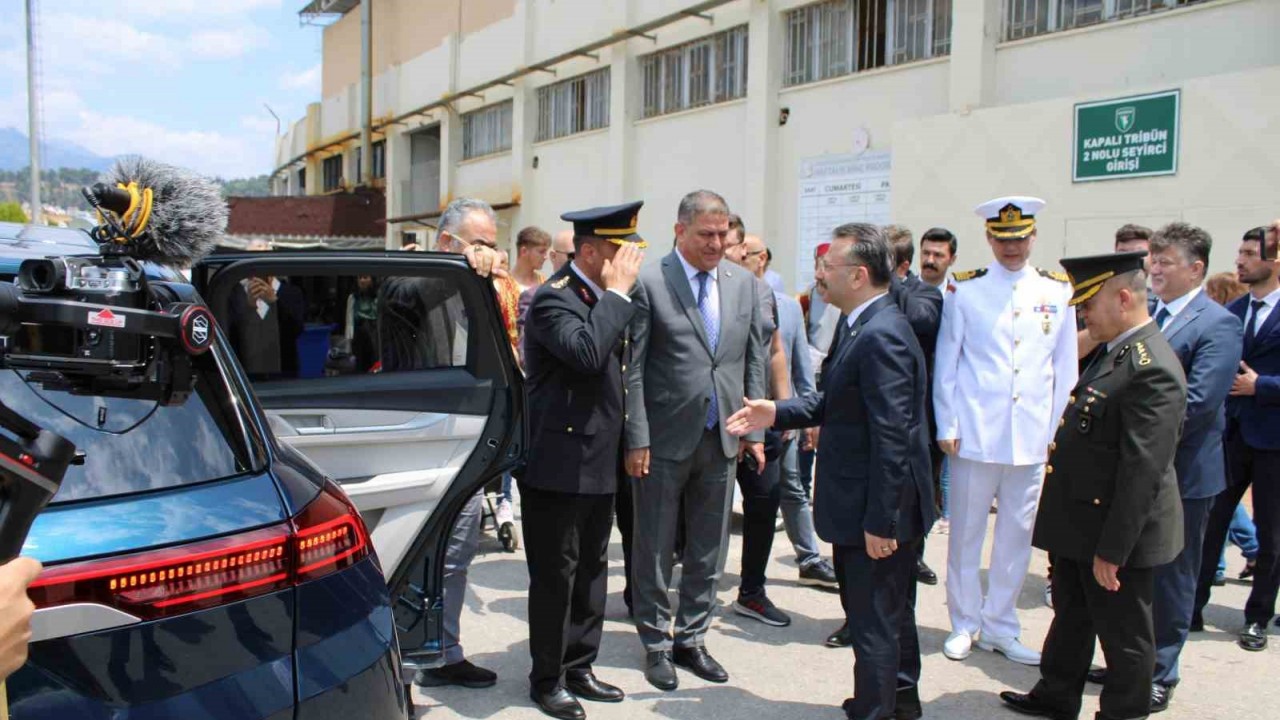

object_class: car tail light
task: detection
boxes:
[30,482,370,620]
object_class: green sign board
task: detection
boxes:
[1073,89,1180,182]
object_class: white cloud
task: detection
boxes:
[69,110,273,178]
[117,0,283,20]
[188,26,270,60]
[240,114,279,135]
[279,64,321,93]
[41,15,180,70]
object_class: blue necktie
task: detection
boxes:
[1245,299,1265,350]
[697,271,719,429]
[1155,307,1171,330]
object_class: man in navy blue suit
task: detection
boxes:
[726,223,934,720]
[1088,223,1242,712]
[1194,221,1280,652]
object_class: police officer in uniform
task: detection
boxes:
[519,201,647,719]
[1000,251,1187,720]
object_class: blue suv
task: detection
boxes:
[1,222,525,719]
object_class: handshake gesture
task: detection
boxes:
[725,397,778,437]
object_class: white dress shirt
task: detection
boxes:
[570,261,631,303]
[1106,320,1156,353]
[845,292,889,330]
[1154,286,1201,328]
[1245,286,1280,335]
[933,262,1078,466]
[675,250,720,329]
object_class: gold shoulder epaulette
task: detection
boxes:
[1037,268,1071,283]
[550,276,570,289]
[1134,340,1152,367]
[953,268,988,282]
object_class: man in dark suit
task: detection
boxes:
[727,223,934,720]
[1086,223,1242,711]
[1194,221,1280,652]
[887,224,944,588]
[519,202,647,719]
[1001,251,1186,720]
[623,190,768,691]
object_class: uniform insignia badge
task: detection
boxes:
[1037,268,1071,283]
[1116,345,1131,363]
[1079,416,1092,433]
[1136,341,1152,366]
[577,285,595,305]
[952,268,988,282]
[551,276,570,289]
[1042,320,1052,335]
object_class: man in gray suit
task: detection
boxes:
[624,190,768,691]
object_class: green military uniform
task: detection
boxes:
[1015,251,1188,720]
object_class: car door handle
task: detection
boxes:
[277,413,336,435]
[334,412,447,435]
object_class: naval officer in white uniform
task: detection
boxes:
[933,196,1078,666]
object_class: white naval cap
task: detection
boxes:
[975,196,1045,240]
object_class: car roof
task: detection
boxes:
[0,221,185,282]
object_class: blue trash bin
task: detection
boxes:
[296,323,336,378]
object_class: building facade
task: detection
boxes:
[276,0,1280,290]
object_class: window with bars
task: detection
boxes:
[785,0,951,88]
[322,154,343,192]
[354,140,386,182]
[640,25,748,119]
[462,101,513,160]
[536,68,611,142]
[1004,0,1215,41]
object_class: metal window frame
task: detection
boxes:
[535,67,611,142]
[462,101,514,160]
[322,154,343,191]
[784,0,950,89]
[1003,0,1196,42]
[638,24,750,119]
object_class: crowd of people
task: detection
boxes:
[390,193,1278,720]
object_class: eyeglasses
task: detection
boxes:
[442,231,498,251]
[551,249,575,261]
[744,250,767,259]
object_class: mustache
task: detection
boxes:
[922,263,939,271]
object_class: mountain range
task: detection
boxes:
[0,127,115,172]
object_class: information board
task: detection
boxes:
[796,151,892,290]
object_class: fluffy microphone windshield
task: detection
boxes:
[100,156,228,268]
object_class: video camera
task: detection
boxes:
[0,160,224,406]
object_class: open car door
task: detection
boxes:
[194,251,525,671]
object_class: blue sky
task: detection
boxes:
[0,0,324,179]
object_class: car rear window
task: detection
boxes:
[0,347,261,505]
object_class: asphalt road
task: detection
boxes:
[411,508,1274,719]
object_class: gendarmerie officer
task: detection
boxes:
[519,201,647,720]
[1001,250,1186,720]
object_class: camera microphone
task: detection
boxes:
[93,156,228,268]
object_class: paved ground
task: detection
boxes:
[411,509,1275,719]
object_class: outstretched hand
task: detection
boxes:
[725,397,777,437]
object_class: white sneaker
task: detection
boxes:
[976,634,1041,666]
[943,631,973,660]
[495,499,514,525]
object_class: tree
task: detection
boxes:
[0,202,28,223]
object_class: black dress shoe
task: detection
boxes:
[917,559,938,585]
[1150,683,1173,714]
[565,670,624,703]
[1239,622,1269,651]
[1085,667,1106,685]
[1189,613,1204,632]
[672,645,729,683]
[826,621,852,648]
[645,651,678,691]
[415,659,497,688]
[998,690,1073,719]
[530,686,585,720]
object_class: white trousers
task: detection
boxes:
[945,457,1044,640]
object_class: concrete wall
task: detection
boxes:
[276,0,1280,289]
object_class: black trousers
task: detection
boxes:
[519,483,614,691]
[1033,556,1155,720]
[614,474,633,611]
[1195,434,1280,626]
[736,430,783,595]
[833,540,922,720]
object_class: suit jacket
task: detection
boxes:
[1033,321,1186,568]
[1227,293,1280,451]
[891,272,943,365]
[775,291,816,397]
[625,251,768,460]
[1152,291,1243,499]
[774,295,934,547]
[521,265,636,494]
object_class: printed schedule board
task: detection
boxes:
[796,151,891,290]
[1073,89,1180,182]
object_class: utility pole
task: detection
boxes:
[360,0,372,186]
[26,0,43,225]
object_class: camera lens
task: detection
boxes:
[18,259,68,293]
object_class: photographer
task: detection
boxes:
[0,557,41,680]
